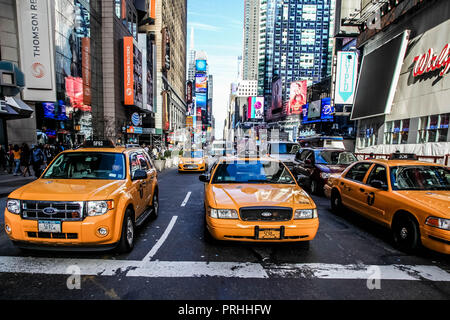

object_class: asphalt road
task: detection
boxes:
[0,167,449,300]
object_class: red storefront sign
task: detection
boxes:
[413,43,450,77]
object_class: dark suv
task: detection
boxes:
[292,148,358,195]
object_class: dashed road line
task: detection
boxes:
[142,216,178,263]
[181,192,192,207]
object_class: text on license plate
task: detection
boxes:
[258,229,280,239]
[38,220,62,233]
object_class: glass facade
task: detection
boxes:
[36,0,103,146]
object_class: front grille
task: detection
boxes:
[239,207,293,221]
[27,232,78,239]
[21,201,84,221]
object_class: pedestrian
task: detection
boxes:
[7,144,14,174]
[12,144,21,176]
[0,145,7,173]
[31,144,45,178]
[20,143,32,177]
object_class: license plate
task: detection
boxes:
[258,229,280,239]
[38,220,62,233]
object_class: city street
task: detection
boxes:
[0,168,449,300]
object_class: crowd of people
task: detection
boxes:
[0,143,65,178]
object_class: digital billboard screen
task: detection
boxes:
[247,97,264,119]
[308,100,321,119]
[196,93,207,110]
[287,80,307,115]
[196,60,207,72]
[320,97,334,121]
[195,74,208,93]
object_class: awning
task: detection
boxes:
[0,100,20,119]
[5,96,34,117]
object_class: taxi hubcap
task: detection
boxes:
[400,227,408,240]
[127,218,134,246]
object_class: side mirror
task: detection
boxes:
[132,169,147,181]
[199,174,210,183]
[370,180,388,191]
[296,174,310,187]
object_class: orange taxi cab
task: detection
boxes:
[4,140,159,253]
[178,149,207,172]
[199,157,319,244]
[327,153,450,254]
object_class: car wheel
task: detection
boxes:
[331,191,343,214]
[392,215,421,253]
[117,209,135,253]
[310,180,318,195]
[150,192,159,220]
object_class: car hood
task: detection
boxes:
[210,184,313,208]
[398,190,450,217]
[181,157,204,164]
[9,179,127,201]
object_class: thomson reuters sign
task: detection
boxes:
[16,0,54,92]
[123,37,134,105]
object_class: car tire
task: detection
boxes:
[117,208,135,253]
[310,180,318,195]
[150,192,159,220]
[331,190,343,214]
[392,215,421,253]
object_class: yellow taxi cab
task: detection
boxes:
[178,149,207,173]
[328,153,450,254]
[4,140,159,253]
[199,156,319,244]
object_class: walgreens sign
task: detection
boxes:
[413,43,450,77]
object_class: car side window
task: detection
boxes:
[130,152,140,176]
[366,165,388,187]
[305,150,314,163]
[143,152,155,169]
[299,150,309,162]
[137,152,150,171]
[345,163,372,183]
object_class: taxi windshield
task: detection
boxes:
[315,150,357,165]
[212,160,295,184]
[43,152,126,180]
[390,166,450,191]
[184,151,203,158]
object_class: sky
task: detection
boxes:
[187,0,244,139]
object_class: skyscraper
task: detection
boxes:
[242,0,260,81]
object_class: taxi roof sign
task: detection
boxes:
[389,153,417,160]
[83,140,116,148]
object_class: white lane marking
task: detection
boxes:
[181,192,192,207]
[0,256,449,281]
[141,216,178,263]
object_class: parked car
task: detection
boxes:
[267,141,300,171]
[292,148,358,195]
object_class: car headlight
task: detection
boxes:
[7,199,20,215]
[87,201,114,217]
[294,209,318,220]
[425,217,450,231]
[320,172,331,179]
[210,208,238,219]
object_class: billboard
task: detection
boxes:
[195,74,208,93]
[247,97,264,119]
[267,77,282,120]
[308,100,321,119]
[123,37,134,105]
[196,60,207,72]
[320,97,334,121]
[335,51,358,105]
[196,93,207,110]
[288,80,307,115]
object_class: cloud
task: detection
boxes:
[187,22,222,32]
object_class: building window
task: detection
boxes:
[418,114,449,143]
[384,119,409,145]
[358,124,377,148]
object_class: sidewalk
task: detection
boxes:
[0,172,36,198]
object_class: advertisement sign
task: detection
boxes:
[308,100,321,119]
[16,0,56,101]
[186,116,193,128]
[123,37,134,105]
[81,37,91,106]
[186,81,193,104]
[267,77,282,121]
[335,51,358,105]
[162,28,171,72]
[288,81,307,115]
[196,93,207,110]
[195,74,208,93]
[247,97,264,119]
[196,60,207,72]
[320,97,334,121]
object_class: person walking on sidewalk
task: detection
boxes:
[20,143,32,177]
[7,144,14,174]
[12,144,21,176]
[0,145,7,173]
[31,144,45,178]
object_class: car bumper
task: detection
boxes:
[4,209,120,249]
[178,164,205,172]
[421,225,450,255]
[206,218,319,242]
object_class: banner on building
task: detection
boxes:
[335,51,358,105]
[16,0,56,101]
[123,37,134,105]
[81,37,91,106]
[287,81,307,115]
[247,97,264,119]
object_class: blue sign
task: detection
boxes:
[320,97,334,121]
[131,112,140,126]
[196,60,207,72]
[196,93,207,110]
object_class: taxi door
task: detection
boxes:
[340,162,373,214]
[129,152,148,218]
[141,151,157,204]
[361,164,391,224]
